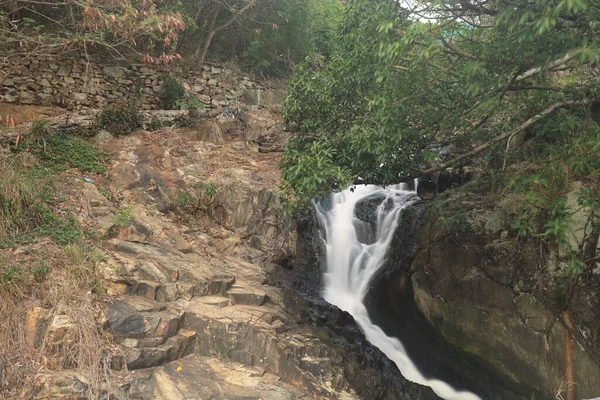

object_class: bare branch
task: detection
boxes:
[213,0,258,34]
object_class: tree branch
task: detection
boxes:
[515,53,574,82]
[213,0,258,35]
[507,85,564,91]
[420,99,593,175]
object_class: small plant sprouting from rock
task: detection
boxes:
[113,203,134,227]
[210,340,233,360]
[146,116,162,131]
[175,190,194,209]
[204,183,217,198]
[161,76,185,110]
[170,185,220,215]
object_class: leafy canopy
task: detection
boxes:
[280,0,600,211]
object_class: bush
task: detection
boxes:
[175,94,204,112]
[95,105,144,136]
[161,76,185,109]
[27,119,52,145]
[146,116,162,131]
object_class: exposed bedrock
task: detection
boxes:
[359,190,600,400]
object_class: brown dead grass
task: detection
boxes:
[0,238,112,398]
[0,153,39,239]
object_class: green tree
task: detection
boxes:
[281,0,600,207]
[242,0,343,76]
[170,0,342,73]
[281,0,600,272]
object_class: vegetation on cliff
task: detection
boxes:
[0,144,111,397]
[280,0,600,274]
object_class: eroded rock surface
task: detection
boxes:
[22,107,438,400]
[365,182,600,400]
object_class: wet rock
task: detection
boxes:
[277,210,438,400]
[416,179,437,199]
[515,293,554,331]
[395,199,600,399]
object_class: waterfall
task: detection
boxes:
[314,184,481,400]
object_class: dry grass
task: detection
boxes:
[0,238,112,398]
[555,376,576,400]
[0,153,39,239]
[0,135,120,398]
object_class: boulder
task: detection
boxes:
[44,315,77,370]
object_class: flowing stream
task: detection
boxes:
[314,184,482,400]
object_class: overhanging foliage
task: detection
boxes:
[280,0,600,210]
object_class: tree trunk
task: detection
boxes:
[198,3,221,66]
[197,0,259,67]
[583,212,600,270]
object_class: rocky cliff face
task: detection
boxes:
[365,181,600,399]
[19,106,437,400]
[10,91,598,399]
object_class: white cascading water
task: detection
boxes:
[314,184,482,400]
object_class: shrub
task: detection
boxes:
[95,105,144,136]
[204,183,217,198]
[27,119,52,145]
[175,94,204,113]
[160,76,185,109]
[175,190,194,209]
[113,203,134,227]
[146,116,162,131]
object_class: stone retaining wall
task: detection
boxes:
[0,52,262,111]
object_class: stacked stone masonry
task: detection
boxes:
[0,52,261,110]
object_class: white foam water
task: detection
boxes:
[314,184,481,400]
